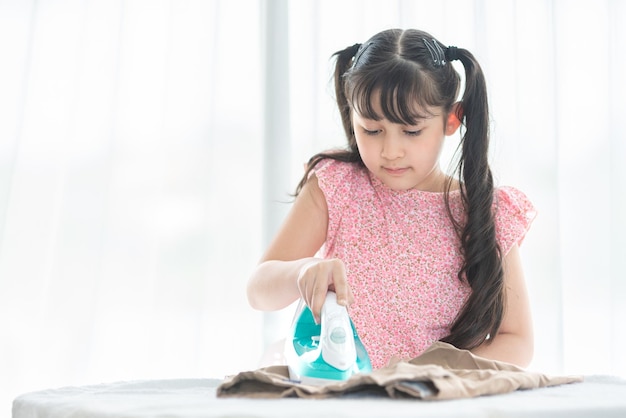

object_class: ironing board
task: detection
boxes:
[12,375,626,418]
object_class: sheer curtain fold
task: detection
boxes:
[0,0,624,415]
[0,0,263,414]
[608,0,626,377]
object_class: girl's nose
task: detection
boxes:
[380,135,404,160]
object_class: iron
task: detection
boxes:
[284,291,372,384]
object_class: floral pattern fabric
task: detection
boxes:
[313,159,536,369]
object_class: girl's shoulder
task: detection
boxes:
[311,158,369,194]
[494,186,536,219]
[309,159,375,218]
[312,158,364,179]
[493,186,537,254]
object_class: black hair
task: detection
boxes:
[295,28,503,351]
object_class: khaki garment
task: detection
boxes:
[217,342,583,399]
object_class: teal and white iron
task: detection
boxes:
[284,291,372,384]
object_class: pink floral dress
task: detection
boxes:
[313,159,536,369]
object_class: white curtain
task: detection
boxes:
[0,0,265,412]
[0,0,624,413]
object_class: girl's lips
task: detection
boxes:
[383,167,409,176]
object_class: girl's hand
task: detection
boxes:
[296,258,354,323]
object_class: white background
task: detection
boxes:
[1,0,625,416]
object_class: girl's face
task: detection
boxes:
[352,101,458,192]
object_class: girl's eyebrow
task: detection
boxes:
[353,108,439,125]
[397,117,430,125]
[356,116,427,125]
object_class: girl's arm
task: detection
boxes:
[470,243,534,367]
[246,174,353,322]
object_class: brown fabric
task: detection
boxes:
[216,342,583,399]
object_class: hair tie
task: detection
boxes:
[445,46,459,62]
[350,43,362,56]
[422,38,446,68]
[352,42,373,69]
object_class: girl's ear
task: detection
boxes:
[444,102,463,136]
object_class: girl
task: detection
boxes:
[247,28,536,369]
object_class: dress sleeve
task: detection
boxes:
[310,159,346,204]
[311,159,354,255]
[494,186,537,256]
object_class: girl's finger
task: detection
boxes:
[331,260,351,307]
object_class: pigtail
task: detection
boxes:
[334,44,361,141]
[441,48,504,350]
[294,44,363,196]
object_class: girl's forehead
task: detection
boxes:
[351,94,442,121]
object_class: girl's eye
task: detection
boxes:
[363,129,381,136]
[405,130,422,137]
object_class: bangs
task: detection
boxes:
[348,61,441,125]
